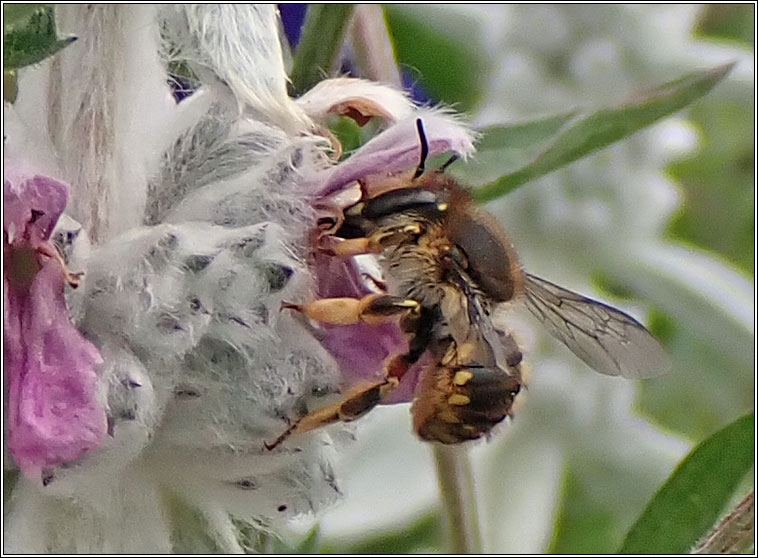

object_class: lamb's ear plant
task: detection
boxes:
[620,412,754,554]
[3,5,752,554]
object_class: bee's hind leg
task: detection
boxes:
[264,376,400,451]
[268,297,424,450]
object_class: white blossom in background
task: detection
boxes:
[309,5,754,553]
[3,5,481,553]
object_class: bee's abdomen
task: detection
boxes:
[411,362,522,444]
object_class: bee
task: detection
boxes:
[266,119,669,449]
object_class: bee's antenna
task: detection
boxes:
[438,154,459,173]
[413,118,429,179]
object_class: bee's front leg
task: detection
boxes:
[319,224,423,257]
[282,293,420,326]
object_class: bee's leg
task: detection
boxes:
[320,224,423,257]
[264,376,400,450]
[266,306,432,451]
[282,293,420,326]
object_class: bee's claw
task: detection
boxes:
[66,270,84,288]
[281,301,302,313]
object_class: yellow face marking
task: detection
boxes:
[437,202,448,211]
[448,394,471,406]
[453,370,474,386]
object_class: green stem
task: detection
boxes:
[433,444,483,554]
[289,4,355,96]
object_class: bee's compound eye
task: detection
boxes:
[449,216,519,302]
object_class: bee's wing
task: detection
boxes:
[522,273,670,378]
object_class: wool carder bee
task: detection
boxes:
[266,119,669,449]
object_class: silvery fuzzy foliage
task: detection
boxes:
[4,5,348,553]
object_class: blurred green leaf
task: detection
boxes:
[474,63,736,203]
[328,115,383,161]
[4,469,19,507]
[475,112,578,152]
[289,5,355,96]
[384,5,487,111]
[638,321,753,441]
[4,69,18,103]
[549,470,619,554]
[668,95,755,277]
[271,525,322,554]
[452,112,578,185]
[619,412,754,554]
[3,5,76,70]
[3,4,48,30]
[323,512,443,554]
[696,4,755,47]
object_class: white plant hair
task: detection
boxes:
[4,5,342,553]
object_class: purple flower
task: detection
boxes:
[4,169,106,478]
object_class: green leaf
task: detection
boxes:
[451,112,578,185]
[475,112,578,152]
[667,93,755,277]
[384,5,487,111]
[3,6,76,70]
[271,525,322,554]
[289,5,355,96]
[548,469,620,554]
[618,412,754,554]
[3,4,48,30]
[474,63,736,203]
[323,512,444,554]
[4,469,19,507]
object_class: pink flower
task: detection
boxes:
[4,170,106,479]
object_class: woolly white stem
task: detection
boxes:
[433,444,484,554]
[348,5,403,87]
[691,491,755,554]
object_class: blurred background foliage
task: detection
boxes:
[277,4,754,554]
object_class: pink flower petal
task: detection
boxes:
[309,110,477,198]
[4,173,107,478]
[4,175,68,246]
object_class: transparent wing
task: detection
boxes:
[522,273,670,378]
